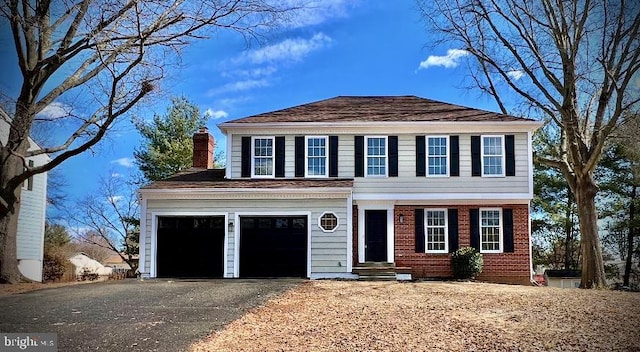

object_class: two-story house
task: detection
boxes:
[138,96,542,285]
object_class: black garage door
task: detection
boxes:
[239,216,307,278]
[156,216,225,278]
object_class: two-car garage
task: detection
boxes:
[155,215,307,278]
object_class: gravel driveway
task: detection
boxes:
[0,278,300,352]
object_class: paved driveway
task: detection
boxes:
[0,279,301,351]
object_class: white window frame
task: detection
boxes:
[481,135,505,177]
[479,208,502,253]
[424,208,448,253]
[365,136,388,177]
[426,135,449,177]
[251,136,275,178]
[305,136,329,178]
[318,211,339,233]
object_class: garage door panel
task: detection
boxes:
[239,216,307,278]
[157,216,224,278]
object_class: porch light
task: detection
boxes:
[228,220,234,232]
[399,214,404,223]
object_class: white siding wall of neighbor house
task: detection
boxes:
[16,153,48,282]
[229,131,531,195]
[142,197,349,278]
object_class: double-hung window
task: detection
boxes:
[482,135,504,176]
[480,208,502,253]
[366,136,387,176]
[425,209,448,253]
[252,136,274,177]
[306,136,328,177]
[427,136,448,176]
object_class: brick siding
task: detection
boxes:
[353,204,532,285]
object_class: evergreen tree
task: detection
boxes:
[133,97,208,182]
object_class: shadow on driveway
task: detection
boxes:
[0,278,302,351]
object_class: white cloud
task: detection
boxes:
[223,66,277,79]
[207,79,270,96]
[110,173,121,178]
[284,0,351,28]
[205,109,229,119]
[507,70,524,80]
[244,33,332,64]
[418,49,469,69]
[36,102,73,120]
[110,157,134,168]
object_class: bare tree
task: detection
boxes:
[68,173,139,273]
[417,0,640,288]
[0,0,299,283]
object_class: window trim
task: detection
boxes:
[251,136,275,178]
[479,207,503,253]
[305,136,329,178]
[318,211,339,233]
[424,208,448,253]
[364,136,388,177]
[426,135,450,177]
[481,135,505,177]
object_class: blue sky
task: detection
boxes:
[2,1,506,219]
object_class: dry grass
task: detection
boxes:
[0,279,105,297]
[191,281,640,352]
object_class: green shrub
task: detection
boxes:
[451,247,483,280]
[43,252,67,282]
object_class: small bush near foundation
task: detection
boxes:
[452,247,483,280]
[43,252,67,282]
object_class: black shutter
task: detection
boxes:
[471,136,481,176]
[355,136,364,177]
[448,208,459,253]
[241,136,251,177]
[416,136,426,177]
[275,136,285,177]
[503,208,514,252]
[450,136,459,177]
[295,136,304,177]
[415,209,425,253]
[470,208,480,251]
[505,135,515,176]
[389,136,398,177]
[329,136,338,177]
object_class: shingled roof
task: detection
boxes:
[222,96,536,124]
[141,168,354,190]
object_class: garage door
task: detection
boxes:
[156,216,225,278]
[239,216,307,278]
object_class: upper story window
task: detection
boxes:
[427,136,448,176]
[306,136,328,177]
[366,136,387,176]
[425,209,448,253]
[252,136,274,177]
[480,208,502,253]
[482,135,504,176]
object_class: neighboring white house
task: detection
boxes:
[0,108,49,282]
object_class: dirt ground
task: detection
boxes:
[191,280,640,352]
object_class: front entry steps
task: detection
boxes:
[352,262,412,281]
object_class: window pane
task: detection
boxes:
[307,137,327,176]
[425,210,447,252]
[366,138,386,176]
[482,137,503,175]
[481,210,501,251]
[427,137,447,175]
[253,138,274,176]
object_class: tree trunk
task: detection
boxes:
[575,177,607,288]
[624,185,637,287]
[0,199,22,284]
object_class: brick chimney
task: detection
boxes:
[193,127,214,169]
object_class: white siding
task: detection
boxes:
[143,198,349,278]
[230,132,531,195]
